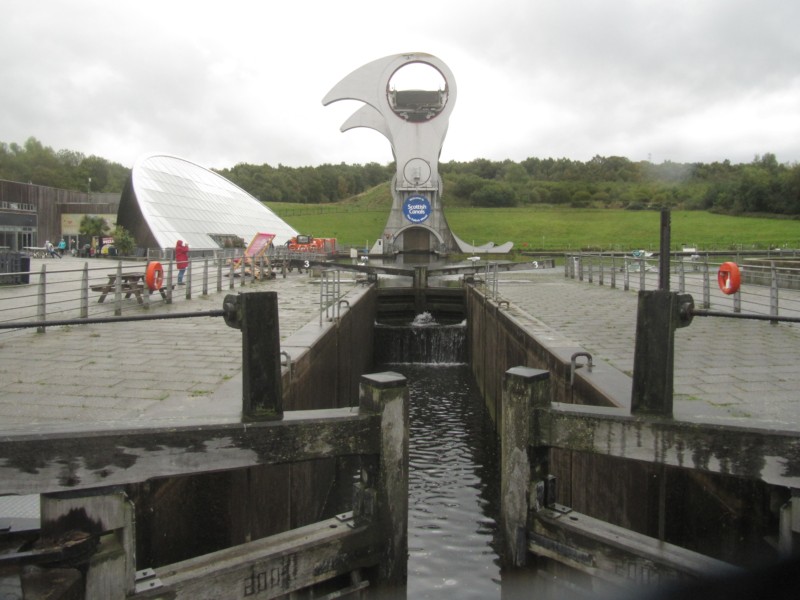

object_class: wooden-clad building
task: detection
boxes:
[0,179,119,251]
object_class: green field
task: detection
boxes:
[268,201,800,253]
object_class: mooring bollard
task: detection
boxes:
[223,291,283,421]
[356,371,409,588]
[501,366,550,567]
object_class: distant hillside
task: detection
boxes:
[4,136,800,216]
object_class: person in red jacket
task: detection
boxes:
[175,240,189,285]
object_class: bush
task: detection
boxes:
[111,225,136,256]
[470,181,517,207]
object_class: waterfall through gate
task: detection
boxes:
[374,312,466,364]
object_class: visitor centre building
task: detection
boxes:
[117,154,298,251]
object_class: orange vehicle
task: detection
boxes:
[285,235,336,254]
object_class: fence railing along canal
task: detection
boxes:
[565,251,800,321]
[0,251,350,336]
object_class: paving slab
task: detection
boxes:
[497,268,800,432]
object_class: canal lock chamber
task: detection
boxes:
[371,272,789,597]
[115,269,790,598]
[372,280,513,597]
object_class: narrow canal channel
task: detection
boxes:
[388,363,503,599]
[378,361,558,599]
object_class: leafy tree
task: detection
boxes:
[111,225,136,256]
[470,181,517,207]
[4,136,800,218]
[79,214,110,239]
[0,137,130,192]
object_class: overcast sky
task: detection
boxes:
[2,0,799,171]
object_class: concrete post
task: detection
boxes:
[186,259,192,299]
[166,259,174,304]
[36,265,46,333]
[80,262,89,318]
[114,261,123,316]
[202,257,209,295]
[611,254,616,289]
[501,366,550,567]
[356,372,409,588]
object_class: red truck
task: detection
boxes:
[286,235,336,254]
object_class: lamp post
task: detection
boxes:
[87,177,92,198]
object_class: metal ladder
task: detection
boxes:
[319,268,341,324]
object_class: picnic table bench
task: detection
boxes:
[90,272,147,304]
[90,273,175,304]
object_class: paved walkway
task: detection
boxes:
[497,268,800,431]
[0,256,360,433]
[1,260,798,435]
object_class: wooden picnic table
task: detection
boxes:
[91,272,146,304]
[91,272,174,304]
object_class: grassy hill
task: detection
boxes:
[267,186,800,252]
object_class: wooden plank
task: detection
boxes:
[135,517,380,600]
[535,404,800,488]
[0,409,379,495]
[529,508,741,588]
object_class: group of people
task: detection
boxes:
[40,238,190,282]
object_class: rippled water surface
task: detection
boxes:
[385,363,503,599]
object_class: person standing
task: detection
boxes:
[175,240,189,285]
[45,240,61,259]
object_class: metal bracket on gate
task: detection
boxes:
[135,568,163,593]
[336,511,356,529]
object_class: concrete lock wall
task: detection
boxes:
[130,286,377,568]
[464,285,777,559]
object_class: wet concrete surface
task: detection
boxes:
[0,256,361,432]
[1,259,799,435]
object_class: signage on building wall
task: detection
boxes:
[402,196,431,224]
[61,214,116,235]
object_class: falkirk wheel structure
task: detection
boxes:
[323,52,512,256]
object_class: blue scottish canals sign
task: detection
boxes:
[403,196,431,223]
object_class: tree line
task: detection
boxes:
[2,136,799,216]
[0,137,130,193]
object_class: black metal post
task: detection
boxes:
[659,208,671,291]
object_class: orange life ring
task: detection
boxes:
[717,262,741,295]
[145,261,164,291]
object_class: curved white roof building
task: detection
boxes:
[117,154,297,250]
